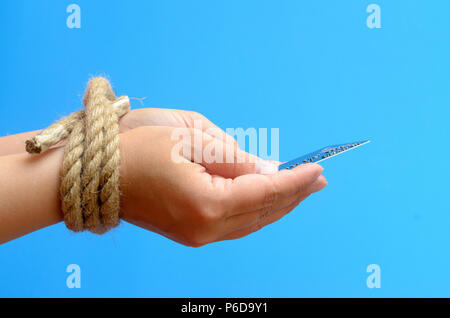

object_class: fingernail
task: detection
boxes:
[255,159,279,174]
[308,176,328,193]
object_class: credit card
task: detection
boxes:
[278,140,370,170]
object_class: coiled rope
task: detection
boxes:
[25,77,130,234]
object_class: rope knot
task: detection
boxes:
[26,77,130,234]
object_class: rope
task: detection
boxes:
[25,77,130,234]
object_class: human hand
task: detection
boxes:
[119,126,327,247]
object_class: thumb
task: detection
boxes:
[188,130,279,178]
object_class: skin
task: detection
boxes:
[0,109,327,246]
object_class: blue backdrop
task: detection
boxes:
[1,0,449,297]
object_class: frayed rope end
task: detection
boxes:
[25,138,42,154]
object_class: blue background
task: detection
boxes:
[1,0,449,297]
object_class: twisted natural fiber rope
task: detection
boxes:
[25,77,130,234]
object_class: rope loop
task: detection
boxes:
[26,77,130,234]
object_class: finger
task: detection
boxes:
[188,112,238,146]
[217,194,306,242]
[221,163,324,217]
[219,175,328,241]
[223,175,327,233]
[173,128,279,178]
[227,175,327,224]
[199,139,278,177]
[307,174,328,194]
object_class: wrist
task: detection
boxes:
[118,127,155,225]
[118,129,134,222]
[0,148,64,243]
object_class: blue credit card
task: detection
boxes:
[278,140,370,170]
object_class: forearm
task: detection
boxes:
[0,130,43,156]
[0,148,64,244]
